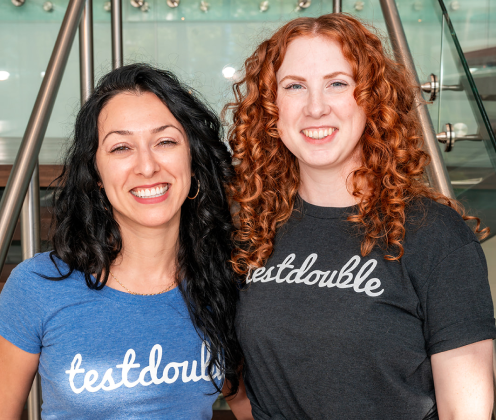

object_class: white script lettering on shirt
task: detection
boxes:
[246,253,384,297]
[65,341,222,394]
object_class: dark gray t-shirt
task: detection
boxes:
[236,197,496,420]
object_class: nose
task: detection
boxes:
[135,148,160,178]
[304,90,331,119]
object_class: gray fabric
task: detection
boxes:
[236,197,496,420]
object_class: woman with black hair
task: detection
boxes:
[0,64,249,419]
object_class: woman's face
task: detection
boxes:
[276,35,367,177]
[95,91,191,230]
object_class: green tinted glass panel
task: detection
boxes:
[435,0,496,239]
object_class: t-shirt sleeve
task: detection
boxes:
[0,264,44,354]
[421,240,496,355]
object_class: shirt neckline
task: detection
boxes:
[86,272,182,305]
[297,195,358,219]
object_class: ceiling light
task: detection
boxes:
[222,67,236,79]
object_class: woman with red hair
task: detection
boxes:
[225,13,496,419]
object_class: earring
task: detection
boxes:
[188,177,200,200]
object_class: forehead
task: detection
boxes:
[98,91,180,132]
[277,35,353,79]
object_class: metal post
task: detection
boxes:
[0,0,85,272]
[21,164,41,420]
[111,0,123,69]
[333,0,341,13]
[379,0,455,199]
[20,165,41,270]
[79,0,94,104]
[27,374,42,420]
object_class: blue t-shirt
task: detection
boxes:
[0,252,223,419]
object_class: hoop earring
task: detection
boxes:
[188,177,200,200]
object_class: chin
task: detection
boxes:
[140,220,174,229]
[302,155,340,169]
[119,213,176,229]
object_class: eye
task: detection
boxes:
[284,83,305,90]
[329,81,348,89]
[157,138,178,147]
[110,145,130,153]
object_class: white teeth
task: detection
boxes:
[131,184,169,199]
[302,128,336,140]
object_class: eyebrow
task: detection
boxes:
[102,124,180,143]
[279,71,354,84]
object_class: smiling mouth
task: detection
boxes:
[130,184,170,199]
[302,128,337,140]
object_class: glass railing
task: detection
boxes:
[425,0,496,240]
[394,0,496,240]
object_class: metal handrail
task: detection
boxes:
[1,0,93,417]
[379,0,455,199]
[79,0,94,104]
[111,0,123,69]
[0,0,86,272]
[21,166,41,419]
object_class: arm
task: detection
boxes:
[222,377,254,420]
[0,336,39,420]
[432,339,493,420]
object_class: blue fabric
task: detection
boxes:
[0,252,222,419]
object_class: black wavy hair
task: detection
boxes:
[49,63,242,394]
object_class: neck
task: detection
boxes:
[298,160,360,208]
[108,212,180,294]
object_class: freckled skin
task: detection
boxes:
[95,91,192,232]
[276,36,367,179]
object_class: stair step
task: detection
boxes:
[0,165,63,188]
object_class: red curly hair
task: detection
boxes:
[224,13,487,275]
